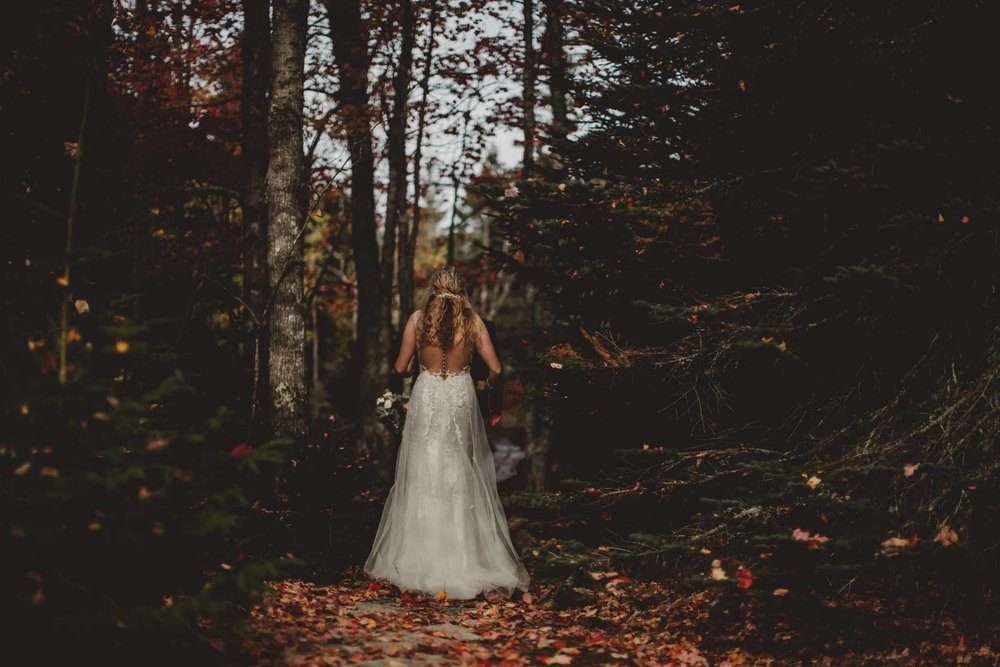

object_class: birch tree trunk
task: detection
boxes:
[328,0,385,454]
[241,0,271,432]
[266,0,309,438]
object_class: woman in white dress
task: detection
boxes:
[364,266,530,600]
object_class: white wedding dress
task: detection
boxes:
[364,346,530,600]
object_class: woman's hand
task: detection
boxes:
[475,379,488,392]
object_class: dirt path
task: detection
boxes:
[235,572,710,666]
[232,570,996,666]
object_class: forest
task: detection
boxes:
[2,0,998,665]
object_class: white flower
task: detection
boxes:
[503,185,520,198]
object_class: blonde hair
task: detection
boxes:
[417,266,480,351]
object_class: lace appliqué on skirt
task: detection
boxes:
[363,361,529,600]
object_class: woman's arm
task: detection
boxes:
[393,312,419,375]
[474,315,502,386]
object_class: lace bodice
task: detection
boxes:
[419,362,471,377]
[418,345,472,378]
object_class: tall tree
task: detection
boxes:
[522,0,548,488]
[382,0,415,335]
[521,0,537,178]
[542,0,569,148]
[446,112,470,265]
[399,0,439,318]
[327,0,384,453]
[265,0,309,437]
[241,0,271,432]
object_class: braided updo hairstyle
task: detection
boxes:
[417,266,480,351]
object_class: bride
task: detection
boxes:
[364,266,530,600]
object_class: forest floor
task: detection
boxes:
[224,566,998,667]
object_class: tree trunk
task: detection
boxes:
[382,0,415,339]
[446,113,470,266]
[399,0,439,318]
[328,0,385,455]
[58,80,91,386]
[523,397,550,491]
[242,0,271,434]
[266,0,309,438]
[521,0,537,178]
[543,0,569,147]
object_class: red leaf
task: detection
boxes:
[231,442,253,458]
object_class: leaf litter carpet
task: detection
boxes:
[233,568,997,666]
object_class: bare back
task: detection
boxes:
[392,309,502,378]
[418,338,475,375]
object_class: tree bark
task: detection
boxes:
[446,113,470,265]
[241,0,271,433]
[382,0,415,340]
[523,396,550,491]
[58,80,91,386]
[328,0,385,453]
[542,0,569,147]
[399,0,439,318]
[266,0,309,438]
[521,0,537,178]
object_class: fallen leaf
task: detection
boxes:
[934,524,959,547]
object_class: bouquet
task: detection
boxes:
[375,389,407,434]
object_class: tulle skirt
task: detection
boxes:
[363,369,530,599]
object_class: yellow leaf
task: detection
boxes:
[806,476,821,489]
[74,299,90,314]
[772,588,790,596]
[434,590,448,603]
[56,275,69,287]
[14,462,31,476]
[115,340,130,353]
